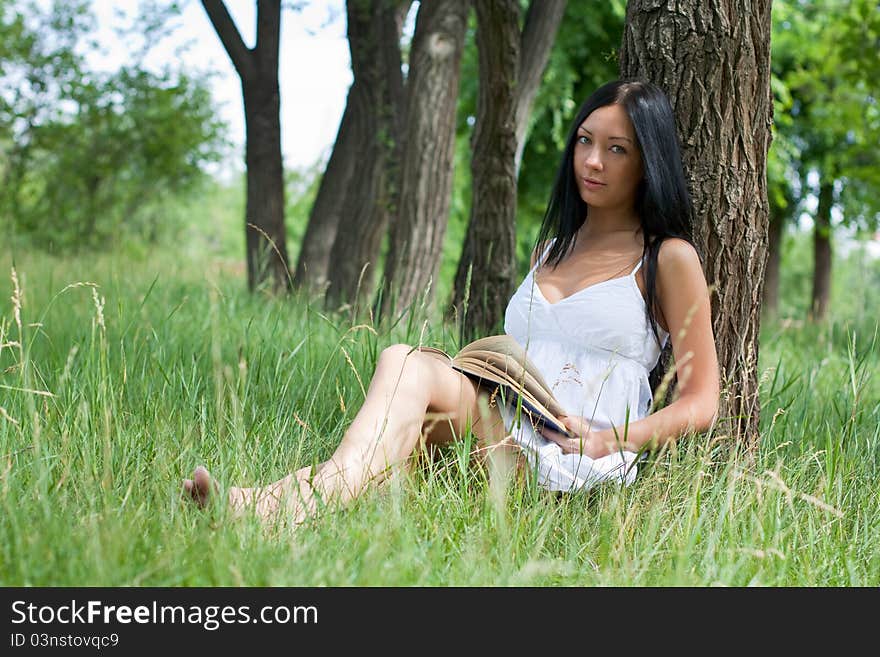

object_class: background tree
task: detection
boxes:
[294,1,411,300]
[1,0,91,242]
[512,0,567,176]
[620,0,774,445]
[201,0,290,293]
[292,93,356,297]
[323,0,407,315]
[0,0,225,251]
[450,0,520,341]
[769,0,880,321]
[378,0,469,322]
[450,0,566,341]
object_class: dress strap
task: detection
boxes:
[531,238,557,272]
[629,257,644,277]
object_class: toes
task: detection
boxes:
[193,466,210,487]
[181,466,214,508]
[183,478,203,506]
[193,467,212,507]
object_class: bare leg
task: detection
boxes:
[278,344,512,523]
[184,344,514,523]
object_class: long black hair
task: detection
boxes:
[533,79,697,353]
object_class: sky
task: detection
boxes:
[89,0,354,176]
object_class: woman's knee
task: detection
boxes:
[377,343,428,370]
[374,343,432,396]
[377,343,417,366]
[376,343,482,425]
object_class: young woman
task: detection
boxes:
[184,79,720,522]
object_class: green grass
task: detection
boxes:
[1,232,878,586]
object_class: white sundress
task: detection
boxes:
[498,239,669,492]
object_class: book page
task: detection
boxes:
[417,336,572,437]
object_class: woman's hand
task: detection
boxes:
[538,416,622,459]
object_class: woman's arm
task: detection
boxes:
[544,237,721,457]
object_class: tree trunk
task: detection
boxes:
[292,97,359,295]
[242,74,289,291]
[378,0,469,322]
[763,209,784,317]
[811,181,834,321]
[201,0,290,293]
[620,0,773,446]
[325,0,405,317]
[514,0,567,176]
[451,0,520,342]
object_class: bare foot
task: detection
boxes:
[182,465,216,508]
[182,464,320,527]
[181,467,254,519]
[246,469,317,524]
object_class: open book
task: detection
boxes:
[416,334,572,438]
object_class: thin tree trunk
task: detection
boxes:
[202,0,290,292]
[620,0,773,446]
[293,98,358,295]
[378,0,469,322]
[811,181,834,321]
[294,1,411,296]
[243,74,289,291]
[514,0,567,176]
[763,209,784,317]
[451,0,520,342]
[325,0,405,316]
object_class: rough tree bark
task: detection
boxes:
[202,0,290,292]
[450,0,566,340]
[378,0,469,322]
[324,0,406,316]
[811,181,834,320]
[619,0,773,446]
[451,0,520,341]
[294,1,411,297]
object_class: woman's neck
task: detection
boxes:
[579,207,641,241]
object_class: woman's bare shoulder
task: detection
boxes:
[656,237,702,275]
[654,238,705,330]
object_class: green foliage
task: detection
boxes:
[771,0,880,231]
[775,223,880,323]
[515,0,625,274]
[177,174,246,261]
[767,73,800,219]
[0,0,227,252]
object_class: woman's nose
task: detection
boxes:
[584,148,603,170]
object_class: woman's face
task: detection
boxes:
[572,103,644,214]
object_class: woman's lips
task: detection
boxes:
[582,177,606,190]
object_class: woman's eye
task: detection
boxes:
[578,136,591,144]
[611,145,626,154]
